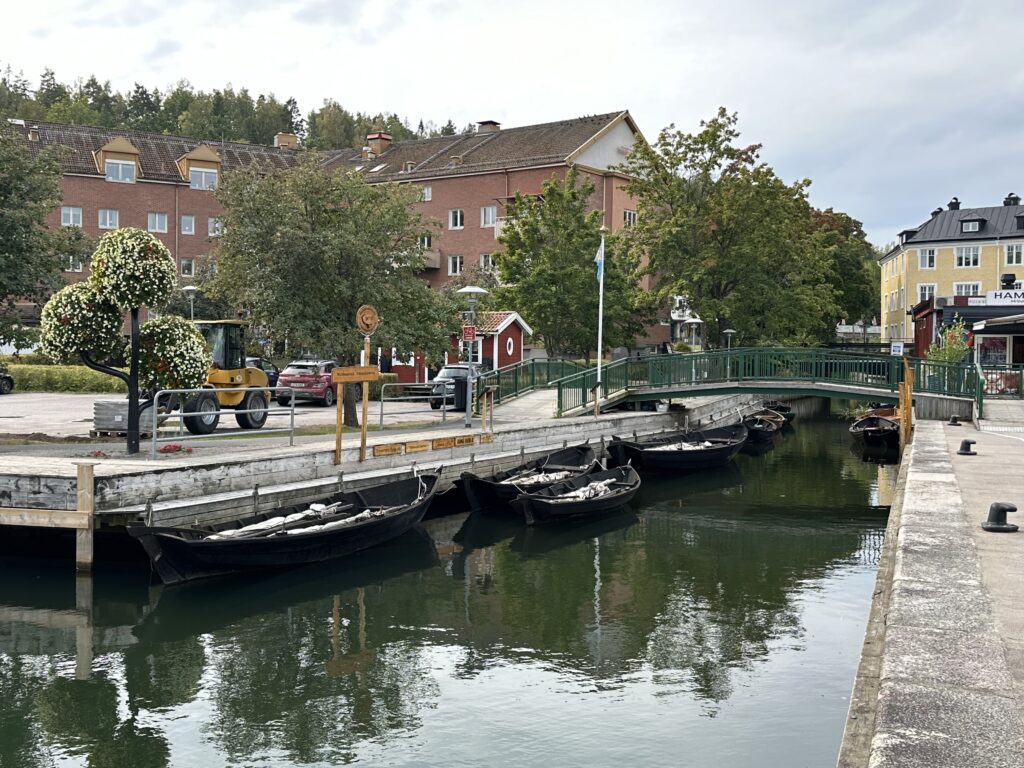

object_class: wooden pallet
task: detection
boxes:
[89,429,153,439]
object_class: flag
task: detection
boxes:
[594,238,605,283]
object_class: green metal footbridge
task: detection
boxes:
[476,348,984,419]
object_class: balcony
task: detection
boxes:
[422,250,440,269]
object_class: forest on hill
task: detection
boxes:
[0,64,472,149]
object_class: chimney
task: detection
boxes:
[1006,192,1022,206]
[361,146,374,161]
[477,120,501,134]
[931,207,943,218]
[948,196,961,211]
[273,132,298,149]
[366,131,392,157]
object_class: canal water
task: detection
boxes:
[0,418,892,767]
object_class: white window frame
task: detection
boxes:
[480,253,493,271]
[181,214,195,235]
[421,185,432,202]
[448,209,464,230]
[60,206,82,227]
[448,254,464,276]
[180,258,195,277]
[961,221,979,233]
[480,205,497,228]
[955,245,980,268]
[899,287,905,308]
[918,248,935,269]
[104,159,136,183]
[147,212,168,233]
[63,254,83,273]
[917,283,936,303]
[1007,244,1023,266]
[189,167,218,190]
[623,209,637,227]
[419,234,432,250]
[97,208,118,229]
[954,282,981,297]
[208,217,222,237]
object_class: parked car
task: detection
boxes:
[246,356,280,388]
[429,363,480,409]
[0,366,12,395]
[277,359,337,406]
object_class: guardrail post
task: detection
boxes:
[74,461,96,572]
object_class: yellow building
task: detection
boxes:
[879,194,1024,342]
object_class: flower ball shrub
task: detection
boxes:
[90,227,177,310]
[138,315,211,392]
[40,283,124,363]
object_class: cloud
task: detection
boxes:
[148,39,182,62]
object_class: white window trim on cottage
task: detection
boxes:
[448,254,464,275]
[449,209,465,230]
[147,212,168,233]
[104,159,136,183]
[181,214,195,235]
[61,206,82,227]
[98,208,118,229]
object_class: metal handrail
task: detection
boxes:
[150,385,296,458]
[474,358,591,405]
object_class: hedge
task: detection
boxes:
[7,364,127,393]
[368,373,398,401]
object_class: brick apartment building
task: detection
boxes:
[10,109,668,349]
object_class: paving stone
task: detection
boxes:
[888,579,995,634]
[894,528,981,584]
[882,625,1014,693]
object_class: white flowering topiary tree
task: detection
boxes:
[40,227,207,454]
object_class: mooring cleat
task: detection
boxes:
[948,414,961,426]
[982,502,1018,533]
[957,439,977,456]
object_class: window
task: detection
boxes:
[899,287,905,308]
[181,215,195,235]
[480,205,497,228]
[448,209,464,230]
[189,167,218,190]
[955,246,979,267]
[918,248,935,269]
[1007,244,1023,265]
[954,282,981,297]
[97,208,118,229]
[60,206,82,227]
[480,253,493,271]
[917,283,936,303]
[180,258,194,277]
[961,220,979,233]
[147,212,168,233]
[421,186,432,202]
[623,209,637,227]
[64,254,83,272]
[419,234,432,250]
[448,254,464,275]
[105,159,135,183]
[208,217,222,237]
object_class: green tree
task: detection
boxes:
[208,157,457,424]
[620,108,843,347]
[495,168,652,359]
[811,209,879,326]
[0,127,89,346]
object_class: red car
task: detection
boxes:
[276,359,337,407]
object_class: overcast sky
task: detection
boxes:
[3,0,1019,245]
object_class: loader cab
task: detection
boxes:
[194,321,246,371]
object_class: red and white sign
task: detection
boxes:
[462,325,477,342]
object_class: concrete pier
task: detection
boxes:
[840,421,1024,767]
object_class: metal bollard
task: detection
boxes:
[957,439,977,456]
[982,502,1018,533]
[948,414,961,426]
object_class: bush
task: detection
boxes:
[368,373,398,401]
[0,352,57,365]
[8,364,127,393]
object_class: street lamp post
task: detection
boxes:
[457,285,488,428]
[724,328,736,350]
[182,285,198,321]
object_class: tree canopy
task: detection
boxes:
[620,108,877,347]
[495,168,653,359]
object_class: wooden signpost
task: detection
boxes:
[333,305,381,465]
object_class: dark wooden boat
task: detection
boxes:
[742,412,782,443]
[128,474,439,584]
[762,400,796,422]
[849,415,900,451]
[510,466,641,526]
[461,444,597,511]
[607,423,747,471]
[424,477,469,519]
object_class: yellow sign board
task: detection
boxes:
[405,440,430,454]
[372,444,403,458]
[454,435,476,447]
[479,433,494,444]
[431,437,455,450]
[332,365,380,384]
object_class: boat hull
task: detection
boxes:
[129,475,437,585]
[510,466,641,526]
[608,425,746,471]
[461,444,596,511]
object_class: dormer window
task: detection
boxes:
[189,167,218,190]
[105,159,136,183]
[404,161,415,172]
[962,221,979,233]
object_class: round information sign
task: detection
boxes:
[356,304,380,335]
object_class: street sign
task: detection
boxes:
[331,365,380,383]
[356,304,380,335]
[463,325,477,342]
[890,341,904,356]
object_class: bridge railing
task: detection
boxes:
[554,348,979,415]
[475,358,589,405]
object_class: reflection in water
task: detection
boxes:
[0,419,890,768]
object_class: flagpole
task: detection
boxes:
[594,231,606,417]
